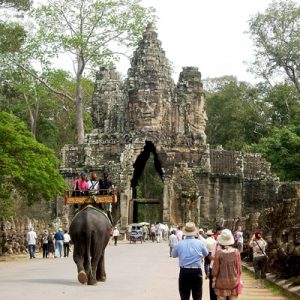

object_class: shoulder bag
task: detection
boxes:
[255,240,268,258]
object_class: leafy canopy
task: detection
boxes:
[0,0,30,54]
[244,125,300,181]
[205,76,269,150]
[31,0,156,72]
[0,0,31,11]
[248,0,300,91]
[0,112,66,205]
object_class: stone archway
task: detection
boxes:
[130,141,164,223]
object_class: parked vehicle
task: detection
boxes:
[129,230,143,243]
[128,222,150,243]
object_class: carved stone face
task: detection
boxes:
[129,93,162,131]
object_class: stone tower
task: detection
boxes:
[60,24,278,228]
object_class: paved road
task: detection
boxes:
[0,240,287,300]
[0,240,209,300]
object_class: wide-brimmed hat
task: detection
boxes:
[217,229,234,246]
[183,222,198,237]
[206,229,214,236]
[199,228,204,232]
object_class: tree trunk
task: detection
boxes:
[75,54,85,144]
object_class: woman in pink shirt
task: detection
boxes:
[73,173,88,195]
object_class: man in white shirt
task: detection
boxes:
[205,230,217,279]
[113,227,120,246]
[168,230,178,257]
[26,228,37,259]
[63,230,71,257]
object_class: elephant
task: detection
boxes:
[69,205,112,285]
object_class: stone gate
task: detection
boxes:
[59,24,289,229]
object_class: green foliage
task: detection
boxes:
[0,22,26,54]
[205,76,269,150]
[248,0,300,91]
[0,112,67,208]
[0,0,31,11]
[244,125,300,181]
[136,154,163,223]
[261,82,300,127]
[0,67,94,152]
[0,0,30,54]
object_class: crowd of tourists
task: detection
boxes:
[168,223,268,300]
[26,227,71,259]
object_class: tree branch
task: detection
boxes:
[15,62,75,103]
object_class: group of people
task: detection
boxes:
[170,222,268,300]
[72,172,113,196]
[26,227,71,259]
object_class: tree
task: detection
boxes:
[0,112,66,209]
[244,125,300,181]
[205,76,270,150]
[0,65,94,152]
[0,0,30,54]
[0,0,30,10]
[26,0,156,144]
[0,22,26,54]
[248,0,300,92]
[261,82,300,128]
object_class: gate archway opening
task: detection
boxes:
[130,141,164,224]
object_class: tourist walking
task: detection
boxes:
[26,227,37,259]
[172,222,208,300]
[234,226,244,253]
[63,230,71,257]
[168,230,178,257]
[47,232,55,258]
[177,226,183,240]
[113,226,120,246]
[155,222,163,243]
[41,230,49,258]
[249,230,268,288]
[209,226,223,300]
[204,230,216,280]
[212,229,242,300]
[150,224,156,242]
[199,228,207,239]
[54,228,64,258]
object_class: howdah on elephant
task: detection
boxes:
[69,205,112,285]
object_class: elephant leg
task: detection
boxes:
[96,254,106,282]
[83,252,95,285]
[73,246,88,284]
[83,252,90,275]
[88,253,101,285]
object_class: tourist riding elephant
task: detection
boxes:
[69,205,112,285]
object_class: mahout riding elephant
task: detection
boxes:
[69,205,112,285]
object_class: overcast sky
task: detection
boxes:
[117,0,277,84]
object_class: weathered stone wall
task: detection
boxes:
[0,215,65,256]
[224,196,300,279]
